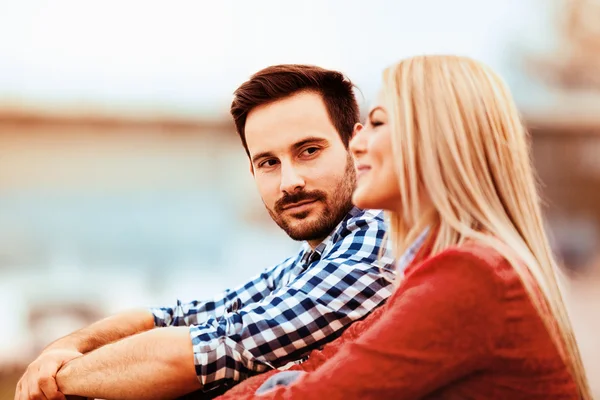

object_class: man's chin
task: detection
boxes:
[285,229,323,242]
[281,216,324,241]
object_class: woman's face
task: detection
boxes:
[350,88,402,213]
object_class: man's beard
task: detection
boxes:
[266,154,356,242]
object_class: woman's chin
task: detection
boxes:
[352,186,393,211]
[352,188,373,210]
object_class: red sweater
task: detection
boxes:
[218,241,578,399]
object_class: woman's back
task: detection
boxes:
[405,241,577,399]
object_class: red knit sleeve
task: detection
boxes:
[240,249,506,399]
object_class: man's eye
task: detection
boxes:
[259,159,279,168]
[371,121,384,127]
[302,147,320,156]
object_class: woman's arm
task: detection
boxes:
[217,304,389,399]
[242,250,505,399]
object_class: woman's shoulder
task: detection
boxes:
[398,239,526,308]
[406,240,514,279]
[441,239,512,265]
[384,240,515,333]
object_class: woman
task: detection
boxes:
[217,55,591,399]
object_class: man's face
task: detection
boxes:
[245,91,356,245]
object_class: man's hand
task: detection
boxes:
[15,349,83,400]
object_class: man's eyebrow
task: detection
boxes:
[251,151,274,165]
[291,137,329,151]
[251,137,328,164]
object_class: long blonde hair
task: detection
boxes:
[382,55,591,399]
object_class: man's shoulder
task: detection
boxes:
[272,209,387,272]
[319,208,388,257]
[349,208,385,222]
[336,208,386,236]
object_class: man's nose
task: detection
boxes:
[280,163,305,195]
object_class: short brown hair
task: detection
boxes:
[230,64,360,157]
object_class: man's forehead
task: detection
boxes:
[245,92,331,132]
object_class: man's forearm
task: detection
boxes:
[56,326,200,400]
[45,309,155,354]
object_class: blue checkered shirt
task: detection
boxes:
[151,207,425,391]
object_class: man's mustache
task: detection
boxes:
[275,191,327,213]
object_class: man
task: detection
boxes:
[16,65,424,400]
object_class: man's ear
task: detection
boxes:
[352,123,363,138]
[249,160,255,176]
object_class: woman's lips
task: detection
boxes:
[356,164,371,179]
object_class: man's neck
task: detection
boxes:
[307,237,327,250]
[305,205,356,249]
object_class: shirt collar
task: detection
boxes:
[299,206,362,265]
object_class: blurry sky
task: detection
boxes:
[0,0,558,119]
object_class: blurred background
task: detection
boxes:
[0,0,599,398]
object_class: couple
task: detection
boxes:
[16,56,591,399]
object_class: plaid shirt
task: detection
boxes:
[151,207,425,391]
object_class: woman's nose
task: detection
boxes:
[350,123,366,158]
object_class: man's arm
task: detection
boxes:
[52,251,389,400]
[50,210,418,399]
[55,327,201,400]
[18,254,296,400]
[45,309,155,353]
[14,309,156,400]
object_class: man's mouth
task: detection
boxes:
[282,199,318,211]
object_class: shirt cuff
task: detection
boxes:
[149,307,173,327]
